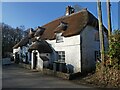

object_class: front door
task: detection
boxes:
[15,52,19,64]
[33,52,37,69]
[25,52,28,64]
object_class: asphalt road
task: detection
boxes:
[2,63,91,88]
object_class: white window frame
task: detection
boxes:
[57,51,65,62]
[56,33,63,43]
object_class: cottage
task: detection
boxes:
[13,6,108,74]
[13,28,35,64]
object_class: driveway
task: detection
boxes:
[2,64,92,88]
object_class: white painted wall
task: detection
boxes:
[13,47,20,54]
[13,47,20,59]
[40,53,50,68]
[21,46,33,63]
[28,52,32,63]
[47,25,108,73]
[37,52,43,71]
[13,47,22,62]
[19,48,23,62]
[31,50,43,71]
[21,46,28,62]
[81,25,108,72]
[31,51,34,69]
[47,35,81,73]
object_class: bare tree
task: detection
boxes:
[2,23,25,57]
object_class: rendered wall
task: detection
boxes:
[47,35,81,73]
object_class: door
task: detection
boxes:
[25,52,28,64]
[33,52,37,69]
[15,52,19,64]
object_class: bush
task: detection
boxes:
[93,30,120,87]
[107,30,120,69]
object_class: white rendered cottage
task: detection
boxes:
[13,28,35,64]
[13,6,108,74]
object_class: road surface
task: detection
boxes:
[2,64,92,88]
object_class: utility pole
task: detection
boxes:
[107,0,112,65]
[97,0,105,71]
[107,0,112,45]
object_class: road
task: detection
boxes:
[2,63,91,88]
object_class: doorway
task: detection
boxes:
[25,52,28,64]
[33,52,37,69]
[15,52,19,64]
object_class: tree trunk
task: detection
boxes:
[97,0,105,71]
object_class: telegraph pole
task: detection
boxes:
[97,0,105,71]
[107,0,112,46]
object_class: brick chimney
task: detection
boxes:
[65,5,75,16]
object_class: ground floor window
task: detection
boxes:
[95,51,101,62]
[57,51,65,62]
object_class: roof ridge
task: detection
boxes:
[42,9,88,27]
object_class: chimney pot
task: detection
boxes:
[65,5,75,16]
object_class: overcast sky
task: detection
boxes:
[2,2,119,30]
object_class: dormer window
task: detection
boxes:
[54,21,68,33]
[59,21,68,31]
[28,28,35,38]
[56,33,63,43]
[34,26,45,37]
[34,26,45,41]
[54,21,67,43]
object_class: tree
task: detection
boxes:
[2,23,25,57]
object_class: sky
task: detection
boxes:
[2,2,119,31]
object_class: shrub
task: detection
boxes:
[107,30,120,69]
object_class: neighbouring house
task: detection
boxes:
[13,28,35,64]
[13,6,108,74]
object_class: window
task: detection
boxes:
[59,21,68,31]
[95,51,100,62]
[56,33,63,43]
[57,51,65,62]
[95,31,99,41]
